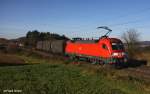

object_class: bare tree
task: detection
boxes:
[121,29,140,58]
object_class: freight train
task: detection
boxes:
[36,27,128,66]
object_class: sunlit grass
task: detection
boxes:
[0,53,149,94]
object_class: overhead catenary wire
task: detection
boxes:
[110,7,150,21]
[104,7,150,27]
[67,7,150,38]
[107,19,147,27]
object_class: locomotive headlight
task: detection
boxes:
[122,52,128,57]
[121,52,126,56]
[123,52,128,58]
[112,52,127,57]
[112,52,126,57]
[112,52,119,56]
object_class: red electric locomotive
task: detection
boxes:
[65,27,128,66]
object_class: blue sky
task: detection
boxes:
[0,0,150,40]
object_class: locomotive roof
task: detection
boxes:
[71,37,122,43]
[71,39,99,43]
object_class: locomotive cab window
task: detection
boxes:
[102,44,108,50]
[112,43,124,50]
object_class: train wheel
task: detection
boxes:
[64,55,74,64]
[98,60,105,65]
[64,56,71,64]
[67,55,80,65]
[91,59,97,64]
[114,62,122,69]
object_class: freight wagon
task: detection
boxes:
[36,40,66,54]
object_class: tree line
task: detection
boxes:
[25,30,69,47]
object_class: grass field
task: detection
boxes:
[0,53,150,94]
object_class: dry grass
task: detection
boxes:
[0,53,25,65]
[136,52,150,66]
[142,53,150,66]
